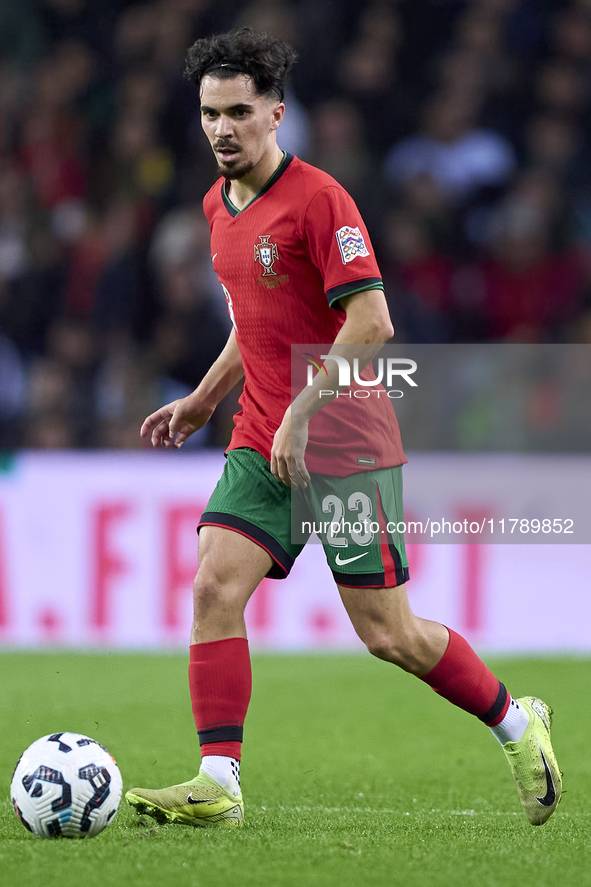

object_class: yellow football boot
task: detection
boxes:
[126,771,243,828]
[502,696,562,825]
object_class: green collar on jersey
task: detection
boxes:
[222,152,294,217]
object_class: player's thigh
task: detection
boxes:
[337,581,415,642]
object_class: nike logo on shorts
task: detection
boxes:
[334,552,369,567]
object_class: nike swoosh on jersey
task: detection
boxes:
[186,794,216,805]
[535,745,556,807]
[334,552,369,567]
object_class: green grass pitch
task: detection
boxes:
[1,652,590,887]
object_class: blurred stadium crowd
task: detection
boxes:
[0,0,590,451]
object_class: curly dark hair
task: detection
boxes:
[184,28,297,101]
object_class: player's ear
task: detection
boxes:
[270,102,285,131]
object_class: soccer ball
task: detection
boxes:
[10,732,122,838]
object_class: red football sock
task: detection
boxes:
[420,628,510,725]
[189,637,252,760]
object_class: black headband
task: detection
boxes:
[203,61,244,75]
[202,61,284,100]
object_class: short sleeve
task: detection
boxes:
[302,186,383,308]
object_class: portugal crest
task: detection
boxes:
[254,235,279,276]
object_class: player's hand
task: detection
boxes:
[140,397,214,448]
[271,406,310,489]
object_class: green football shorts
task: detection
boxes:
[198,447,409,588]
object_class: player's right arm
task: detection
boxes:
[140,328,244,448]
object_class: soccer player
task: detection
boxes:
[126,29,561,828]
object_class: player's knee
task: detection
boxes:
[192,571,225,618]
[364,629,426,674]
[192,567,249,625]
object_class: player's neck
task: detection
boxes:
[227,144,284,210]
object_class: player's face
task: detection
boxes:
[200,74,284,180]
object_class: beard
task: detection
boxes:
[215,156,255,180]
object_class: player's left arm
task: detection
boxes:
[333,288,394,346]
[270,288,394,488]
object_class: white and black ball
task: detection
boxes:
[11,732,122,838]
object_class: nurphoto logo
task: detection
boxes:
[304,355,418,399]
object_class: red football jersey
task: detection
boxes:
[203,153,407,476]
